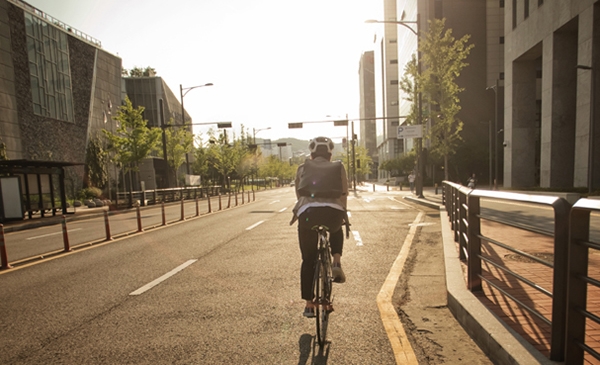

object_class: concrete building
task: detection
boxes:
[358,50,377,179]
[504,0,599,190]
[0,0,122,191]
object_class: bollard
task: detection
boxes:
[207,194,212,213]
[0,224,12,270]
[195,197,199,216]
[104,210,113,241]
[435,183,438,195]
[253,190,255,201]
[62,216,72,252]
[248,191,251,202]
[180,199,185,221]
[161,201,166,226]
[227,191,231,208]
[136,206,144,232]
[219,193,222,211]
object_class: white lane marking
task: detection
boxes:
[27,228,82,240]
[279,207,288,213]
[129,260,197,296]
[391,206,406,210]
[363,198,372,203]
[352,231,363,246]
[269,200,280,205]
[390,197,413,209]
[347,211,352,218]
[409,222,436,227]
[246,220,265,230]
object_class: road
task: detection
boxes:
[0,187,492,364]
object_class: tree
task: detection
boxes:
[379,150,417,177]
[399,54,420,126]
[0,138,7,161]
[335,145,373,182]
[103,96,162,196]
[85,133,109,190]
[419,18,474,180]
[164,118,193,186]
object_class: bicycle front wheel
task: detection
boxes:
[315,259,331,346]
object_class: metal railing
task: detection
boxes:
[566,198,600,364]
[442,181,573,361]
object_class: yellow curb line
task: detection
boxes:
[377,211,424,365]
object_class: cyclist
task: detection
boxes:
[290,136,349,318]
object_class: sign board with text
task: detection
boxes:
[397,125,423,139]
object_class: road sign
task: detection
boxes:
[397,125,423,139]
[288,123,303,129]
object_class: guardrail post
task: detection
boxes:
[62,215,72,252]
[0,224,12,270]
[161,201,166,226]
[252,190,255,201]
[180,199,185,221]
[207,194,212,213]
[550,198,571,361]
[136,205,143,232]
[104,210,113,241]
[247,191,250,202]
[565,202,592,364]
[195,196,199,216]
[466,194,481,292]
[219,193,222,210]
[227,191,231,208]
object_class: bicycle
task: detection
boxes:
[311,220,350,346]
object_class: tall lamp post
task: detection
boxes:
[486,80,499,189]
[253,127,271,144]
[180,82,213,175]
[577,64,595,194]
[366,16,424,198]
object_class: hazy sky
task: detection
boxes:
[24,0,382,143]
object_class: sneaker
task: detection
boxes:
[332,263,346,284]
[303,306,316,318]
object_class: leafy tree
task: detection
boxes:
[335,145,373,182]
[419,18,474,180]
[164,118,193,186]
[85,133,109,190]
[399,54,420,126]
[379,150,417,177]
[128,67,144,77]
[103,96,162,194]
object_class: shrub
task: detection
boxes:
[79,187,103,200]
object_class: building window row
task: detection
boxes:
[24,13,75,122]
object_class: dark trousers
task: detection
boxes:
[297,207,345,301]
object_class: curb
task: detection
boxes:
[407,196,557,364]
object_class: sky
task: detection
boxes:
[24,0,383,144]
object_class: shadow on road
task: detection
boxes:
[298,333,330,364]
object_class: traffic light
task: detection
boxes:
[288,123,303,129]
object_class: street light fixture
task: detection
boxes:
[180,82,214,175]
[365,16,424,198]
[253,127,271,144]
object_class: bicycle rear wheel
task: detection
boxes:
[315,259,331,346]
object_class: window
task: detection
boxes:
[24,13,74,122]
[499,72,505,80]
[500,0,505,7]
[389,39,397,44]
[390,80,398,85]
[512,0,517,28]
[500,36,505,44]
[524,0,530,19]
[390,59,398,64]
[538,0,543,5]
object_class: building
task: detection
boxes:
[358,50,377,179]
[123,76,191,189]
[1,0,121,193]
[504,0,599,190]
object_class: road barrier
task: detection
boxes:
[219,194,222,210]
[62,216,71,252]
[195,197,199,217]
[0,225,12,270]
[207,195,212,213]
[442,181,600,363]
[161,201,166,226]
[104,210,112,241]
[136,206,143,232]
[180,199,185,221]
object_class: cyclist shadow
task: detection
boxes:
[298,333,330,365]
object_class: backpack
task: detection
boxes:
[297,159,343,198]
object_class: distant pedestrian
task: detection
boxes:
[408,172,416,193]
[467,173,477,189]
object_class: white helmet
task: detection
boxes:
[308,136,334,154]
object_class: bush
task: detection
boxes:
[79,187,103,200]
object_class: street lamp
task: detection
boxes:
[486,81,499,189]
[365,15,424,198]
[577,64,595,194]
[253,127,271,144]
[180,82,213,175]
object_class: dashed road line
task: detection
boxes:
[129,259,197,296]
[352,231,363,246]
[27,228,82,240]
[246,220,265,230]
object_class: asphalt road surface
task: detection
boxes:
[0,186,492,364]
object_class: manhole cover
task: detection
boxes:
[504,252,554,263]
